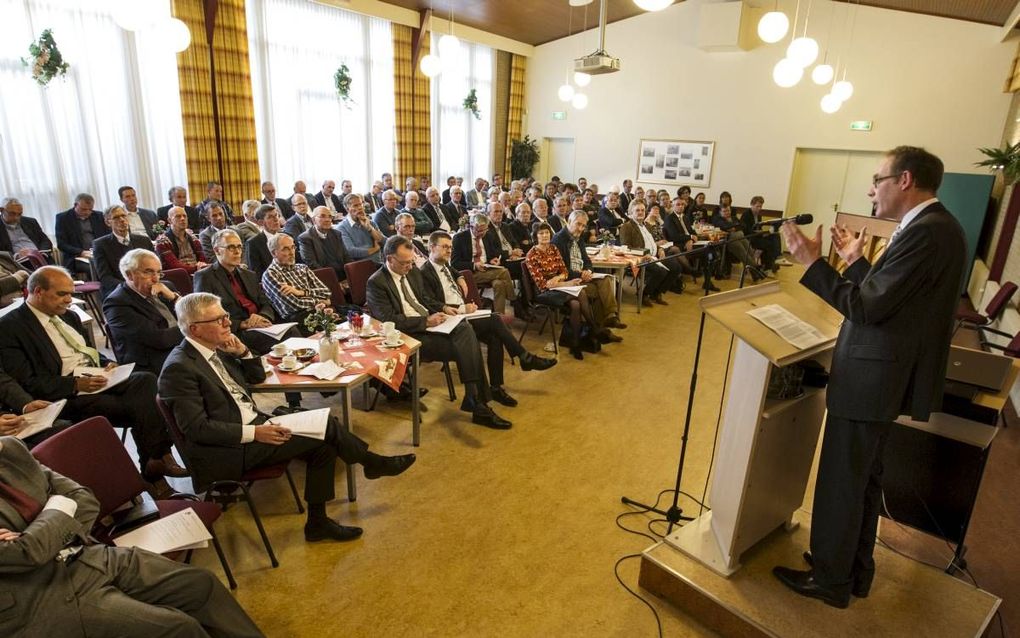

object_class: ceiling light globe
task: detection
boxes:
[786,37,819,68]
[821,93,843,114]
[811,64,834,85]
[558,83,576,102]
[757,11,789,43]
[419,54,442,78]
[772,58,803,88]
[634,0,673,11]
[832,80,854,101]
[573,72,591,87]
[438,34,460,59]
[571,92,589,109]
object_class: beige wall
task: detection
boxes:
[525,0,1015,209]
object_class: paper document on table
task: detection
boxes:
[113,508,211,553]
[72,363,135,395]
[426,314,464,334]
[270,407,330,440]
[556,285,586,298]
[746,304,827,350]
[248,322,297,339]
[17,399,67,440]
[280,337,319,351]
[299,360,346,380]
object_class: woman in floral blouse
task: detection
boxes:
[155,207,207,274]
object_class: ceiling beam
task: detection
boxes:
[412,8,431,69]
[1000,0,1020,41]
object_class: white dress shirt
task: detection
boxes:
[386,266,424,317]
[27,302,89,375]
[890,197,938,244]
[185,336,258,442]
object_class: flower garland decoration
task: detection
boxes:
[22,29,70,87]
[334,63,353,107]
[463,88,480,120]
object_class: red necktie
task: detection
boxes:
[0,477,44,523]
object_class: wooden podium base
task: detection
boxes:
[639,512,1000,638]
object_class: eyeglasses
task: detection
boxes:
[219,244,243,252]
[872,172,903,187]
[193,313,231,326]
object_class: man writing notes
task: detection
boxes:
[773,146,966,609]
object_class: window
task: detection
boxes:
[246,0,395,195]
[431,37,493,186]
[0,0,187,230]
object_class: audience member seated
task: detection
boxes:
[366,236,511,429]
[597,190,627,236]
[244,204,283,278]
[92,205,153,299]
[422,186,454,232]
[55,193,107,276]
[0,251,29,304]
[646,203,689,290]
[156,207,208,275]
[364,180,385,211]
[740,195,786,271]
[525,223,607,360]
[710,192,760,280]
[618,200,676,306]
[198,202,230,261]
[444,186,469,229]
[421,231,555,399]
[451,213,517,315]
[0,365,71,447]
[338,194,384,265]
[552,211,625,334]
[103,249,184,374]
[380,172,401,197]
[196,181,234,223]
[156,186,202,231]
[117,185,158,236]
[507,203,535,253]
[486,202,524,261]
[298,206,351,285]
[282,193,313,239]
[234,199,262,245]
[373,189,401,237]
[441,176,456,205]
[0,197,53,261]
[159,292,416,541]
[395,213,431,268]
[289,181,316,219]
[260,180,293,219]
[465,178,487,208]
[531,197,551,230]
[549,195,571,233]
[0,436,264,637]
[0,266,184,483]
[315,179,345,218]
[401,191,434,236]
[620,179,635,210]
[262,233,331,332]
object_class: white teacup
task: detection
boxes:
[385,332,401,346]
[281,354,298,369]
[271,344,288,357]
[381,321,395,336]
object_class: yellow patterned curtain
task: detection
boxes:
[172,0,260,216]
[504,54,526,178]
[392,24,431,185]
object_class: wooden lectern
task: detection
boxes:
[665,280,844,576]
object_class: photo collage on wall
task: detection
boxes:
[636,139,714,188]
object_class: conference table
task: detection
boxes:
[251,324,422,502]
[589,249,644,313]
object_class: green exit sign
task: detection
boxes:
[850,120,873,131]
[552,111,567,120]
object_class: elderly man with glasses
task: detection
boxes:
[450,213,517,315]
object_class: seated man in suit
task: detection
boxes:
[92,205,153,299]
[598,191,627,236]
[740,195,786,272]
[420,231,555,407]
[54,193,107,275]
[156,186,202,231]
[155,207,208,275]
[444,186,469,229]
[531,197,551,230]
[198,202,230,262]
[548,195,571,233]
[0,197,53,260]
[299,206,350,286]
[196,181,234,224]
[0,251,29,305]
[451,213,517,315]
[262,233,331,332]
[234,199,262,246]
[441,176,456,205]
[282,193,314,240]
[0,266,184,482]
[552,211,625,335]
[103,249,184,374]
[395,213,430,267]
[260,180,293,219]
[289,181,315,219]
[401,191,434,236]
[315,180,345,218]
[422,186,454,233]
[373,189,401,237]
[618,199,676,306]
[0,436,264,637]
[485,202,524,259]
[160,293,415,541]
[338,194,384,265]
[364,181,385,212]
[0,364,71,448]
[465,177,487,208]
[244,204,283,278]
[367,236,511,429]
[118,185,158,236]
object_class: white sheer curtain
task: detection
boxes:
[246,0,395,195]
[0,0,187,232]
[431,37,493,186]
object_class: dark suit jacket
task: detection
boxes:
[548,214,566,233]
[365,192,385,211]
[282,214,311,240]
[0,216,52,254]
[244,232,273,277]
[441,188,452,205]
[710,210,740,232]
[487,223,519,252]
[0,365,33,413]
[261,197,293,219]
[443,202,467,228]
[365,266,442,335]
[157,340,268,490]
[0,303,109,400]
[314,192,345,216]
[92,233,153,299]
[551,228,591,278]
[102,282,183,373]
[598,206,627,234]
[419,260,465,308]
[801,202,965,422]
[663,211,694,245]
[54,209,107,269]
[421,202,449,231]
[156,204,201,231]
[193,261,275,332]
[506,220,534,253]
[297,227,349,280]
[451,229,505,273]
[132,208,158,235]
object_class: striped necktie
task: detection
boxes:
[50,316,99,366]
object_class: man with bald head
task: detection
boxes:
[261,233,331,330]
[283,193,314,240]
[261,180,293,219]
[315,179,345,217]
[298,206,351,284]
[157,186,201,231]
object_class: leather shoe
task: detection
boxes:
[604,316,627,329]
[772,566,850,608]
[144,456,189,479]
[304,518,363,542]
[519,352,557,371]
[490,386,518,407]
[472,404,512,429]
[653,295,668,306]
[597,329,622,343]
[569,346,584,360]
[363,453,417,479]
[641,297,655,308]
[706,282,721,292]
[802,552,872,598]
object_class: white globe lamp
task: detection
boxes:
[811,64,834,85]
[757,11,789,43]
[113,0,163,32]
[571,92,589,110]
[786,37,819,68]
[832,80,854,101]
[166,18,191,53]
[419,54,442,78]
[438,34,460,59]
[558,83,576,102]
[634,0,673,11]
[820,93,842,114]
[573,72,591,87]
[772,58,803,88]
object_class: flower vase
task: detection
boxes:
[318,336,338,363]
[598,242,612,259]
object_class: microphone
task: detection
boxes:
[753,213,814,229]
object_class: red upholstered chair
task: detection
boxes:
[957,281,1018,328]
[20,249,50,271]
[161,267,193,296]
[312,267,348,309]
[344,258,379,309]
[155,396,304,570]
[31,416,237,588]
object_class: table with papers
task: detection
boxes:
[588,248,645,313]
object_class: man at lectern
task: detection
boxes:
[774,146,966,609]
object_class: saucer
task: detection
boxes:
[378,339,404,348]
[277,361,305,372]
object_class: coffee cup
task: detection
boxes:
[385,332,401,346]
[271,344,288,357]
[281,354,298,369]
[382,321,395,336]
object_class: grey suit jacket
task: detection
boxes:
[365,266,442,335]
[801,202,965,422]
[297,227,349,279]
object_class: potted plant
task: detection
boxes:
[510,135,540,180]
[976,142,1020,184]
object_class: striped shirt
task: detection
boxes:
[262,260,331,319]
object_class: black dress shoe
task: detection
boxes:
[304,518,363,542]
[653,296,668,306]
[641,297,655,308]
[519,352,557,371]
[597,329,622,343]
[569,346,584,360]
[580,335,602,353]
[772,566,850,608]
[802,552,872,598]
[604,316,627,329]
[706,282,721,292]
[363,453,417,479]
[490,386,518,407]
[472,404,512,429]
